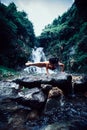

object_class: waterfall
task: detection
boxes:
[31,47,46,63]
[24,47,46,74]
[31,47,46,73]
[24,47,59,74]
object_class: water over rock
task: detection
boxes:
[14,87,47,110]
[13,72,72,96]
[0,73,87,130]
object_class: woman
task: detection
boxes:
[25,57,64,75]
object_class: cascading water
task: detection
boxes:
[24,47,60,74]
[24,47,47,74]
[31,47,46,63]
[31,47,46,73]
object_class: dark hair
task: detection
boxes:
[49,57,59,64]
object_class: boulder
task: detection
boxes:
[48,87,63,98]
[0,81,19,98]
[44,87,64,113]
[13,73,72,95]
[13,87,47,110]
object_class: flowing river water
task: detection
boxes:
[0,47,87,130]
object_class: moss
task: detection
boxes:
[0,65,19,79]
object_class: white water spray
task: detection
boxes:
[24,47,60,74]
[24,47,46,73]
[31,47,46,73]
[31,47,46,63]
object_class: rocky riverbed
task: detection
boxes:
[0,72,87,130]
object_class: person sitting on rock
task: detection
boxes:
[25,57,64,75]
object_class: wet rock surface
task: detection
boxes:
[13,72,72,95]
[0,73,87,130]
[15,87,47,109]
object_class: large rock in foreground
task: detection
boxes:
[13,73,72,95]
[14,87,47,110]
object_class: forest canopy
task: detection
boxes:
[0,0,87,73]
[0,2,35,69]
[38,1,87,73]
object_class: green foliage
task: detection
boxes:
[0,2,35,69]
[38,3,87,73]
[0,65,19,79]
[77,35,87,52]
[0,14,17,49]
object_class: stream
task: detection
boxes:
[26,97,87,130]
[0,80,87,130]
[0,71,87,130]
[0,47,87,130]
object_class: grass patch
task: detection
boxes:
[0,66,19,79]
